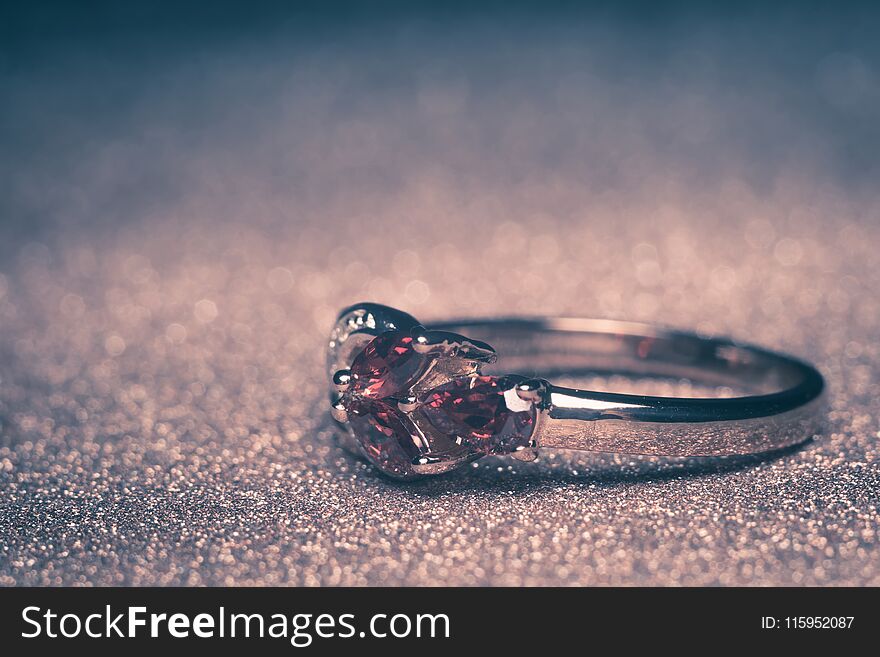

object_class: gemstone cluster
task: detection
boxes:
[330,317,539,480]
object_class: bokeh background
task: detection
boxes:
[1,2,878,585]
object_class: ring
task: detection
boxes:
[327,303,825,480]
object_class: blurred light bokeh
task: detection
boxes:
[0,4,878,586]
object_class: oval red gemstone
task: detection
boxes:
[349,401,428,479]
[421,376,535,455]
[349,330,426,399]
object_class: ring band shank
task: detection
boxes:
[432,318,825,457]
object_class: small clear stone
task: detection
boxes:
[326,308,373,377]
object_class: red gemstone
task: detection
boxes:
[349,330,426,399]
[422,376,535,455]
[349,401,428,479]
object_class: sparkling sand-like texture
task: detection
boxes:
[1,7,879,586]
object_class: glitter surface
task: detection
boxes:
[1,7,879,586]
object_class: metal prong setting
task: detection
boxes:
[330,396,349,423]
[332,368,352,393]
[411,448,476,475]
[515,378,551,408]
[410,326,497,363]
[512,379,550,462]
